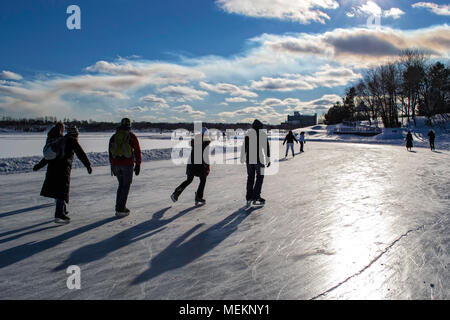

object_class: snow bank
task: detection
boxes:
[0,146,240,175]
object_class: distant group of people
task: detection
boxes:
[405,129,436,152]
[282,130,306,157]
[33,118,273,224]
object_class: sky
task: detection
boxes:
[0,0,449,124]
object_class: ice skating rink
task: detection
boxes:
[0,142,448,299]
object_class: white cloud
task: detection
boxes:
[412,2,450,16]
[216,0,339,24]
[225,97,248,103]
[347,1,405,19]
[158,86,208,101]
[0,70,23,81]
[251,66,362,91]
[199,81,258,97]
[174,104,206,118]
[139,94,169,108]
[383,8,406,19]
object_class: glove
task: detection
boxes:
[134,164,140,176]
[33,164,39,172]
[111,165,116,176]
[266,162,271,168]
[87,167,92,175]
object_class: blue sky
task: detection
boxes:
[0,0,449,124]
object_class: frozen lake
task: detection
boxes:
[0,132,185,158]
[0,141,448,299]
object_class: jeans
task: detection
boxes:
[175,174,207,199]
[55,198,67,217]
[246,164,264,201]
[113,165,134,211]
[285,143,294,157]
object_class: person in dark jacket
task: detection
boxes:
[298,132,306,152]
[406,131,413,151]
[241,119,271,206]
[283,130,298,158]
[427,129,436,151]
[171,128,211,205]
[109,118,142,218]
[33,124,92,224]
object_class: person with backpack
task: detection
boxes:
[241,119,271,207]
[33,123,92,224]
[171,128,211,206]
[427,129,436,151]
[283,130,298,158]
[109,118,142,218]
[406,131,413,152]
[299,132,306,152]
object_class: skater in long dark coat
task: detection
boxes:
[241,119,271,206]
[33,124,92,223]
[427,129,436,151]
[406,131,413,152]
[171,129,211,205]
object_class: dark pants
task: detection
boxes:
[55,198,67,217]
[430,139,435,150]
[175,174,207,199]
[246,164,264,201]
[113,165,133,211]
[300,141,304,152]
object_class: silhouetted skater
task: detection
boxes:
[283,130,298,158]
[427,129,436,151]
[33,124,92,224]
[241,119,271,206]
[299,132,306,152]
[109,118,142,218]
[171,128,211,206]
[406,131,413,152]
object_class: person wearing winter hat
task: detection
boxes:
[33,123,92,224]
[109,118,142,217]
[171,127,211,205]
[241,119,271,206]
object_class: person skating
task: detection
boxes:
[406,130,413,152]
[283,130,298,158]
[241,119,271,207]
[299,132,306,152]
[109,118,142,218]
[171,128,211,206]
[33,123,92,224]
[427,129,436,151]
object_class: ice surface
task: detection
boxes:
[0,141,448,299]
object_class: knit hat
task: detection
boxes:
[67,125,79,137]
[120,118,132,128]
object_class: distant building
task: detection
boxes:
[284,112,318,128]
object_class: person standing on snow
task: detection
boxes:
[427,129,436,151]
[33,124,92,224]
[241,119,271,206]
[406,130,413,152]
[109,118,142,218]
[299,132,306,152]
[171,128,211,206]
[283,130,298,158]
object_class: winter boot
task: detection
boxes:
[253,198,266,206]
[55,214,71,224]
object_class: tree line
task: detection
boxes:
[324,50,450,127]
[0,117,284,133]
